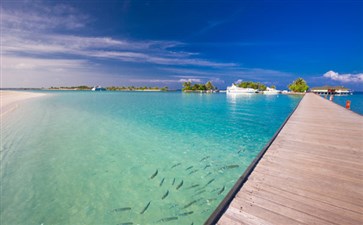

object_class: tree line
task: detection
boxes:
[181,78,309,93]
[182,81,216,92]
[49,86,169,91]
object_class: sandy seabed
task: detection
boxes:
[0,91,47,116]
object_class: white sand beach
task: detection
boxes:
[0,91,47,116]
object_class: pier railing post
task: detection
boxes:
[346,100,351,109]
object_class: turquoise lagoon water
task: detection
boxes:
[1,92,301,225]
[330,92,363,115]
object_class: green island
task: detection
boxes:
[233,78,308,93]
[49,86,169,91]
[182,81,218,92]
[49,86,92,90]
[288,78,309,92]
[106,86,168,91]
[47,78,309,93]
[236,81,268,91]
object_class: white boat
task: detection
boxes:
[91,86,106,91]
[226,84,257,94]
[263,87,281,95]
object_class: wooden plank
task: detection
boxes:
[228,197,307,225]
[250,170,363,208]
[271,140,362,164]
[259,155,363,183]
[218,207,273,225]
[263,150,363,179]
[209,93,363,225]
[254,163,363,197]
[241,182,363,224]
[248,173,363,213]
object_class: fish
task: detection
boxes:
[171,163,181,168]
[238,148,246,154]
[179,211,194,216]
[176,180,183,190]
[191,223,194,225]
[117,223,133,225]
[172,178,175,185]
[204,165,211,170]
[162,190,169,200]
[140,201,151,214]
[205,178,215,186]
[183,200,197,209]
[227,165,239,169]
[194,190,206,195]
[200,156,210,162]
[159,178,165,186]
[187,184,200,189]
[218,186,226,195]
[186,166,193,170]
[157,217,178,222]
[206,172,212,177]
[169,204,178,209]
[112,207,131,212]
[150,170,158,179]
[220,165,239,170]
[188,169,198,175]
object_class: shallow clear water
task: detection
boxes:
[1,91,301,225]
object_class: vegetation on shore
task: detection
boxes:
[288,78,309,92]
[49,86,91,90]
[182,81,217,92]
[49,86,169,91]
[47,78,310,93]
[106,86,168,91]
[236,81,267,91]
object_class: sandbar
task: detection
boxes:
[1,91,47,116]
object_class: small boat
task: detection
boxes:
[226,84,257,94]
[91,86,106,91]
[263,87,281,95]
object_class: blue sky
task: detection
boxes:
[2,0,363,90]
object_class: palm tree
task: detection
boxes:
[205,81,215,90]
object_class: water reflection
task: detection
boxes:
[226,93,255,105]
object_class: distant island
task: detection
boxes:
[48,86,169,91]
[235,81,268,91]
[182,81,218,93]
[3,78,313,94]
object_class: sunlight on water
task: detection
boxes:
[1,91,301,225]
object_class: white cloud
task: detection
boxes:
[2,4,234,69]
[323,70,363,83]
[129,79,180,83]
[178,78,202,83]
[1,1,290,88]
[1,3,89,31]
[2,56,108,87]
[3,56,89,71]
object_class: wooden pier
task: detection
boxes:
[206,93,363,225]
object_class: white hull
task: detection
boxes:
[226,84,257,94]
[227,90,256,94]
[263,87,281,95]
[263,91,280,95]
